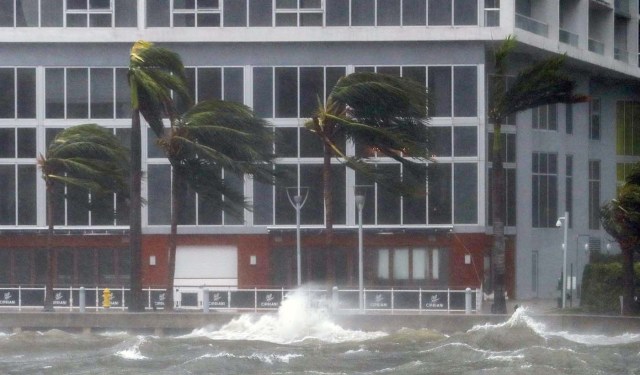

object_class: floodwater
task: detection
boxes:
[1,293,640,374]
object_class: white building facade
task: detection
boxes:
[0,0,638,300]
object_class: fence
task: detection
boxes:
[0,286,482,313]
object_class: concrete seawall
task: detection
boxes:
[1,312,639,336]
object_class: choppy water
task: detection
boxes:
[2,292,640,374]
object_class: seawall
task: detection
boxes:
[1,312,639,336]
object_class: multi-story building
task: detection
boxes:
[0,0,639,303]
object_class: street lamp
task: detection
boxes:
[556,211,569,309]
[287,187,308,287]
[355,194,365,312]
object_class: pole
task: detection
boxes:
[562,211,568,309]
[356,195,365,312]
[295,195,302,286]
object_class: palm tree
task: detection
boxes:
[488,36,586,313]
[305,72,429,283]
[601,163,640,315]
[155,100,274,310]
[37,124,129,311]
[127,40,190,311]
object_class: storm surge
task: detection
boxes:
[1,301,640,374]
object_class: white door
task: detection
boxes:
[174,245,238,287]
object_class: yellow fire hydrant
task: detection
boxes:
[102,288,111,309]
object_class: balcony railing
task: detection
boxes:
[589,38,605,55]
[515,13,548,37]
[614,47,628,62]
[614,0,630,16]
[559,28,579,47]
[590,0,613,9]
[484,9,500,27]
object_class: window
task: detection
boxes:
[532,104,557,130]
[454,163,477,224]
[173,0,221,27]
[45,67,130,119]
[484,0,500,26]
[376,247,442,283]
[616,101,640,156]
[276,0,323,26]
[566,155,573,229]
[588,160,600,230]
[532,152,558,228]
[590,98,601,140]
[428,0,477,26]
[0,68,36,119]
[565,103,573,134]
[66,0,113,27]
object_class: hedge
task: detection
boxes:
[581,262,640,314]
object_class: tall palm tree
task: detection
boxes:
[37,124,129,311]
[156,100,275,310]
[601,163,640,315]
[127,40,190,311]
[488,36,586,313]
[305,72,429,282]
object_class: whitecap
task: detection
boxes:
[114,336,148,360]
[203,351,302,364]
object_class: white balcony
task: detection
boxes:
[559,29,579,47]
[515,13,548,37]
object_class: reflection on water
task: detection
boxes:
[1,291,639,374]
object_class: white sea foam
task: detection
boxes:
[115,336,148,360]
[184,288,387,344]
[205,351,302,364]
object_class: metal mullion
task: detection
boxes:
[221,67,225,100]
[13,68,18,119]
[88,68,92,119]
[63,68,68,119]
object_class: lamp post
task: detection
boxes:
[287,187,308,287]
[556,211,569,309]
[355,194,365,312]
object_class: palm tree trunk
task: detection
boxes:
[621,239,636,315]
[165,166,181,311]
[491,121,507,314]
[323,143,336,285]
[129,110,145,312]
[43,181,55,312]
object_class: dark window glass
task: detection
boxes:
[0,165,15,224]
[253,175,274,225]
[351,0,374,25]
[41,0,64,26]
[147,128,165,158]
[276,13,297,26]
[377,0,400,26]
[275,67,298,118]
[67,185,89,225]
[67,68,89,118]
[198,67,222,101]
[0,249,10,284]
[275,127,298,157]
[300,164,324,224]
[454,163,477,223]
[148,164,171,225]
[325,67,346,99]
[402,0,426,25]
[0,68,15,118]
[98,249,115,285]
[453,66,477,117]
[377,164,401,224]
[300,67,323,117]
[17,128,36,158]
[454,0,477,25]
[198,168,223,224]
[0,129,14,157]
[147,0,170,26]
[0,0,14,27]
[253,67,273,117]
[115,0,137,26]
[453,126,477,156]
[274,164,297,224]
[115,68,131,118]
[402,66,426,85]
[224,0,247,26]
[17,68,36,118]
[15,250,31,284]
[403,165,426,224]
[430,127,452,157]
[91,68,114,118]
[355,170,375,224]
[300,127,323,157]
[249,0,272,26]
[326,0,349,25]
[46,68,65,118]
[428,163,452,224]
[77,249,96,285]
[565,103,573,134]
[428,66,452,117]
[331,164,346,225]
[223,171,244,225]
[428,0,451,25]
[224,67,243,103]
[17,164,36,225]
[177,183,197,225]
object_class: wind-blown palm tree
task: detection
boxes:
[38,124,129,311]
[305,72,429,282]
[156,100,275,310]
[488,36,587,313]
[601,163,640,315]
[127,40,190,311]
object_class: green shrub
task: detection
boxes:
[581,262,640,314]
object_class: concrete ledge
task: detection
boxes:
[0,312,638,336]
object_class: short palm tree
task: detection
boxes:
[601,163,640,315]
[305,72,429,282]
[488,36,586,313]
[156,100,275,310]
[38,124,129,311]
[127,40,190,311]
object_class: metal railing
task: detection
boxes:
[614,47,628,62]
[589,38,605,55]
[559,28,579,47]
[0,286,482,313]
[515,13,548,37]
